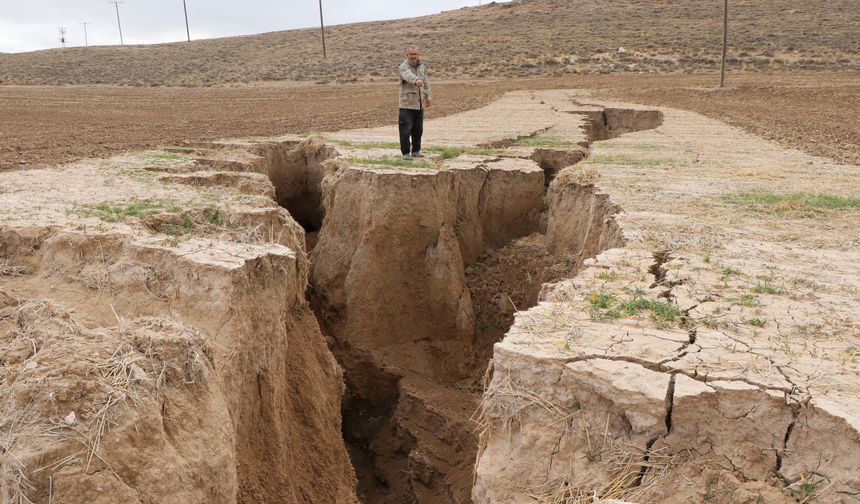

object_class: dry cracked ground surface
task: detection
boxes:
[0,83,859,504]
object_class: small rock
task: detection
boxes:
[64,411,77,426]
[130,364,149,382]
[617,47,626,54]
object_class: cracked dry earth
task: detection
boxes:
[0,89,858,504]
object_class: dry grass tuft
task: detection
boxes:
[474,374,577,436]
[299,136,326,159]
[523,441,676,504]
[0,455,34,504]
[0,398,37,504]
[0,261,27,277]
[555,166,601,187]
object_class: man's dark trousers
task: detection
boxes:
[399,108,424,155]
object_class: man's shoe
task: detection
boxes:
[402,154,412,161]
[412,152,425,158]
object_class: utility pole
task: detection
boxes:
[182,0,191,42]
[719,0,728,87]
[58,27,67,48]
[80,21,89,47]
[318,0,327,58]
[110,0,124,46]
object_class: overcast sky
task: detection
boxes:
[0,0,497,53]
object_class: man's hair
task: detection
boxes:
[405,45,419,54]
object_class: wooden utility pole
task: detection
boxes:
[318,0,327,58]
[720,0,728,87]
[182,0,191,42]
[80,21,89,47]
[110,0,124,46]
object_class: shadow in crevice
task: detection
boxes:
[254,138,339,233]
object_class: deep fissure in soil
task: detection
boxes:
[257,108,660,503]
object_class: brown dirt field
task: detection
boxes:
[2,73,858,173]
[1,0,856,86]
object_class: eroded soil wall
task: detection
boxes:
[0,224,358,504]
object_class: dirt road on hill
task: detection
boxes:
[1,73,858,172]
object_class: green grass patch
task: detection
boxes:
[516,137,574,148]
[586,289,681,328]
[618,289,682,328]
[745,317,767,328]
[202,205,224,226]
[159,145,198,151]
[600,141,661,151]
[586,292,621,320]
[465,148,507,157]
[721,267,742,277]
[722,190,860,215]
[158,214,197,236]
[586,154,674,166]
[732,294,761,308]
[147,151,188,160]
[81,200,183,223]
[596,270,618,281]
[751,283,786,295]
[342,156,436,169]
[425,146,465,159]
[335,140,401,150]
[588,292,616,310]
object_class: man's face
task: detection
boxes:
[407,48,420,66]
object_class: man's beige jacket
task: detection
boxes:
[399,60,432,110]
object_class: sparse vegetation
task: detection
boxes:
[587,154,675,166]
[596,270,618,281]
[587,292,621,320]
[745,317,767,327]
[342,156,436,170]
[80,201,183,223]
[618,289,682,328]
[517,137,574,148]
[733,294,761,308]
[335,140,401,150]
[425,146,464,159]
[159,214,197,236]
[751,283,786,295]
[146,151,188,160]
[602,142,661,151]
[723,190,860,215]
[159,145,198,152]
[587,289,681,328]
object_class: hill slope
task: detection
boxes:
[1,0,858,86]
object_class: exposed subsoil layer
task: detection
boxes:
[1,73,858,172]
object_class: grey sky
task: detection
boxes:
[0,0,495,53]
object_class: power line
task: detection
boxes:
[109,0,124,46]
[58,27,67,48]
[80,21,90,47]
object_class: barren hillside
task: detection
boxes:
[1,0,858,86]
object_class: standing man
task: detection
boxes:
[398,45,432,161]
